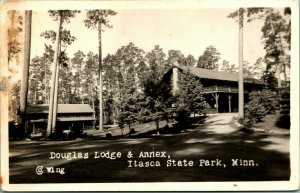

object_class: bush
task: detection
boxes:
[244,91,267,126]
[244,89,279,126]
[260,89,279,114]
[48,130,67,140]
[129,128,136,135]
[275,114,290,129]
[174,106,191,129]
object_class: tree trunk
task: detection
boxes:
[81,82,84,104]
[19,10,32,137]
[52,61,60,130]
[91,86,96,129]
[46,12,62,137]
[166,113,169,125]
[98,21,104,131]
[44,62,47,103]
[156,119,160,135]
[269,18,282,87]
[238,8,244,118]
[34,88,37,104]
[1,11,9,138]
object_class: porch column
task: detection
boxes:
[82,122,85,130]
[32,123,36,134]
[227,94,232,113]
[212,93,219,113]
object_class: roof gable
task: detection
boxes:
[27,104,94,114]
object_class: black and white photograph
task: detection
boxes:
[0,0,299,191]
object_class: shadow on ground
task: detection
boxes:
[9,114,290,183]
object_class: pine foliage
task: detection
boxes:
[244,91,268,125]
[176,71,205,115]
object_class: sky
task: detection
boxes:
[31,9,265,67]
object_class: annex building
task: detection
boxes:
[163,64,265,114]
[26,104,95,134]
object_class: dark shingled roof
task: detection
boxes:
[29,116,95,122]
[174,64,264,84]
[58,117,95,121]
[27,104,94,114]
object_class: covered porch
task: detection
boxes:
[28,117,95,135]
[203,91,239,114]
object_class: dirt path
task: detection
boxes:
[202,113,238,134]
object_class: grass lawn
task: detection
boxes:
[84,120,175,138]
[251,113,290,135]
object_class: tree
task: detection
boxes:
[41,45,54,103]
[184,54,197,67]
[283,8,291,50]
[84,9,117,131]
[166,49,185,67]
[110,45,148,132]
[28,56,49,104]
[9,80,21,123]
[251,57,264,79]
[244,91,267,126]
[238,9,244,118]
[101,43,148,126]
[220,58,264,80]
[237,58,264,80]
[46,11,62,137]
[118,92,143,134]
[244,89,278,126]
[142,65,173,134]
[135,60,149,91]
[228,8,245,118]
[57,53,74,104]
[242,61,254,78]
[41,30,76,48]
[7,11,23,126]
[19,10,32,137]
[220,60,237,72]
[146,45,167,78]
[262,70,278,90]
[7,11,23,64]
[260,89,278,114]
[41,29,77,101]
[175,70,205,119]
[84,52,99,99]
[196,45,220,70]
[114,42,145,92]
[28,50,52,104]
[27,44,54,105]
[83,52,99,127]
[229,8,290,87]
[71,50,86,103]
[141,45,174,134]
[46,10,80,137]
[261,10,290,86]
[103,54,119,124]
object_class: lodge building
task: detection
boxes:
[26,104,95,134]
[163,64,265,114]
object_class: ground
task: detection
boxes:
[8,113,290,183]
[252,113,290,135]
[84,119,172,138]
